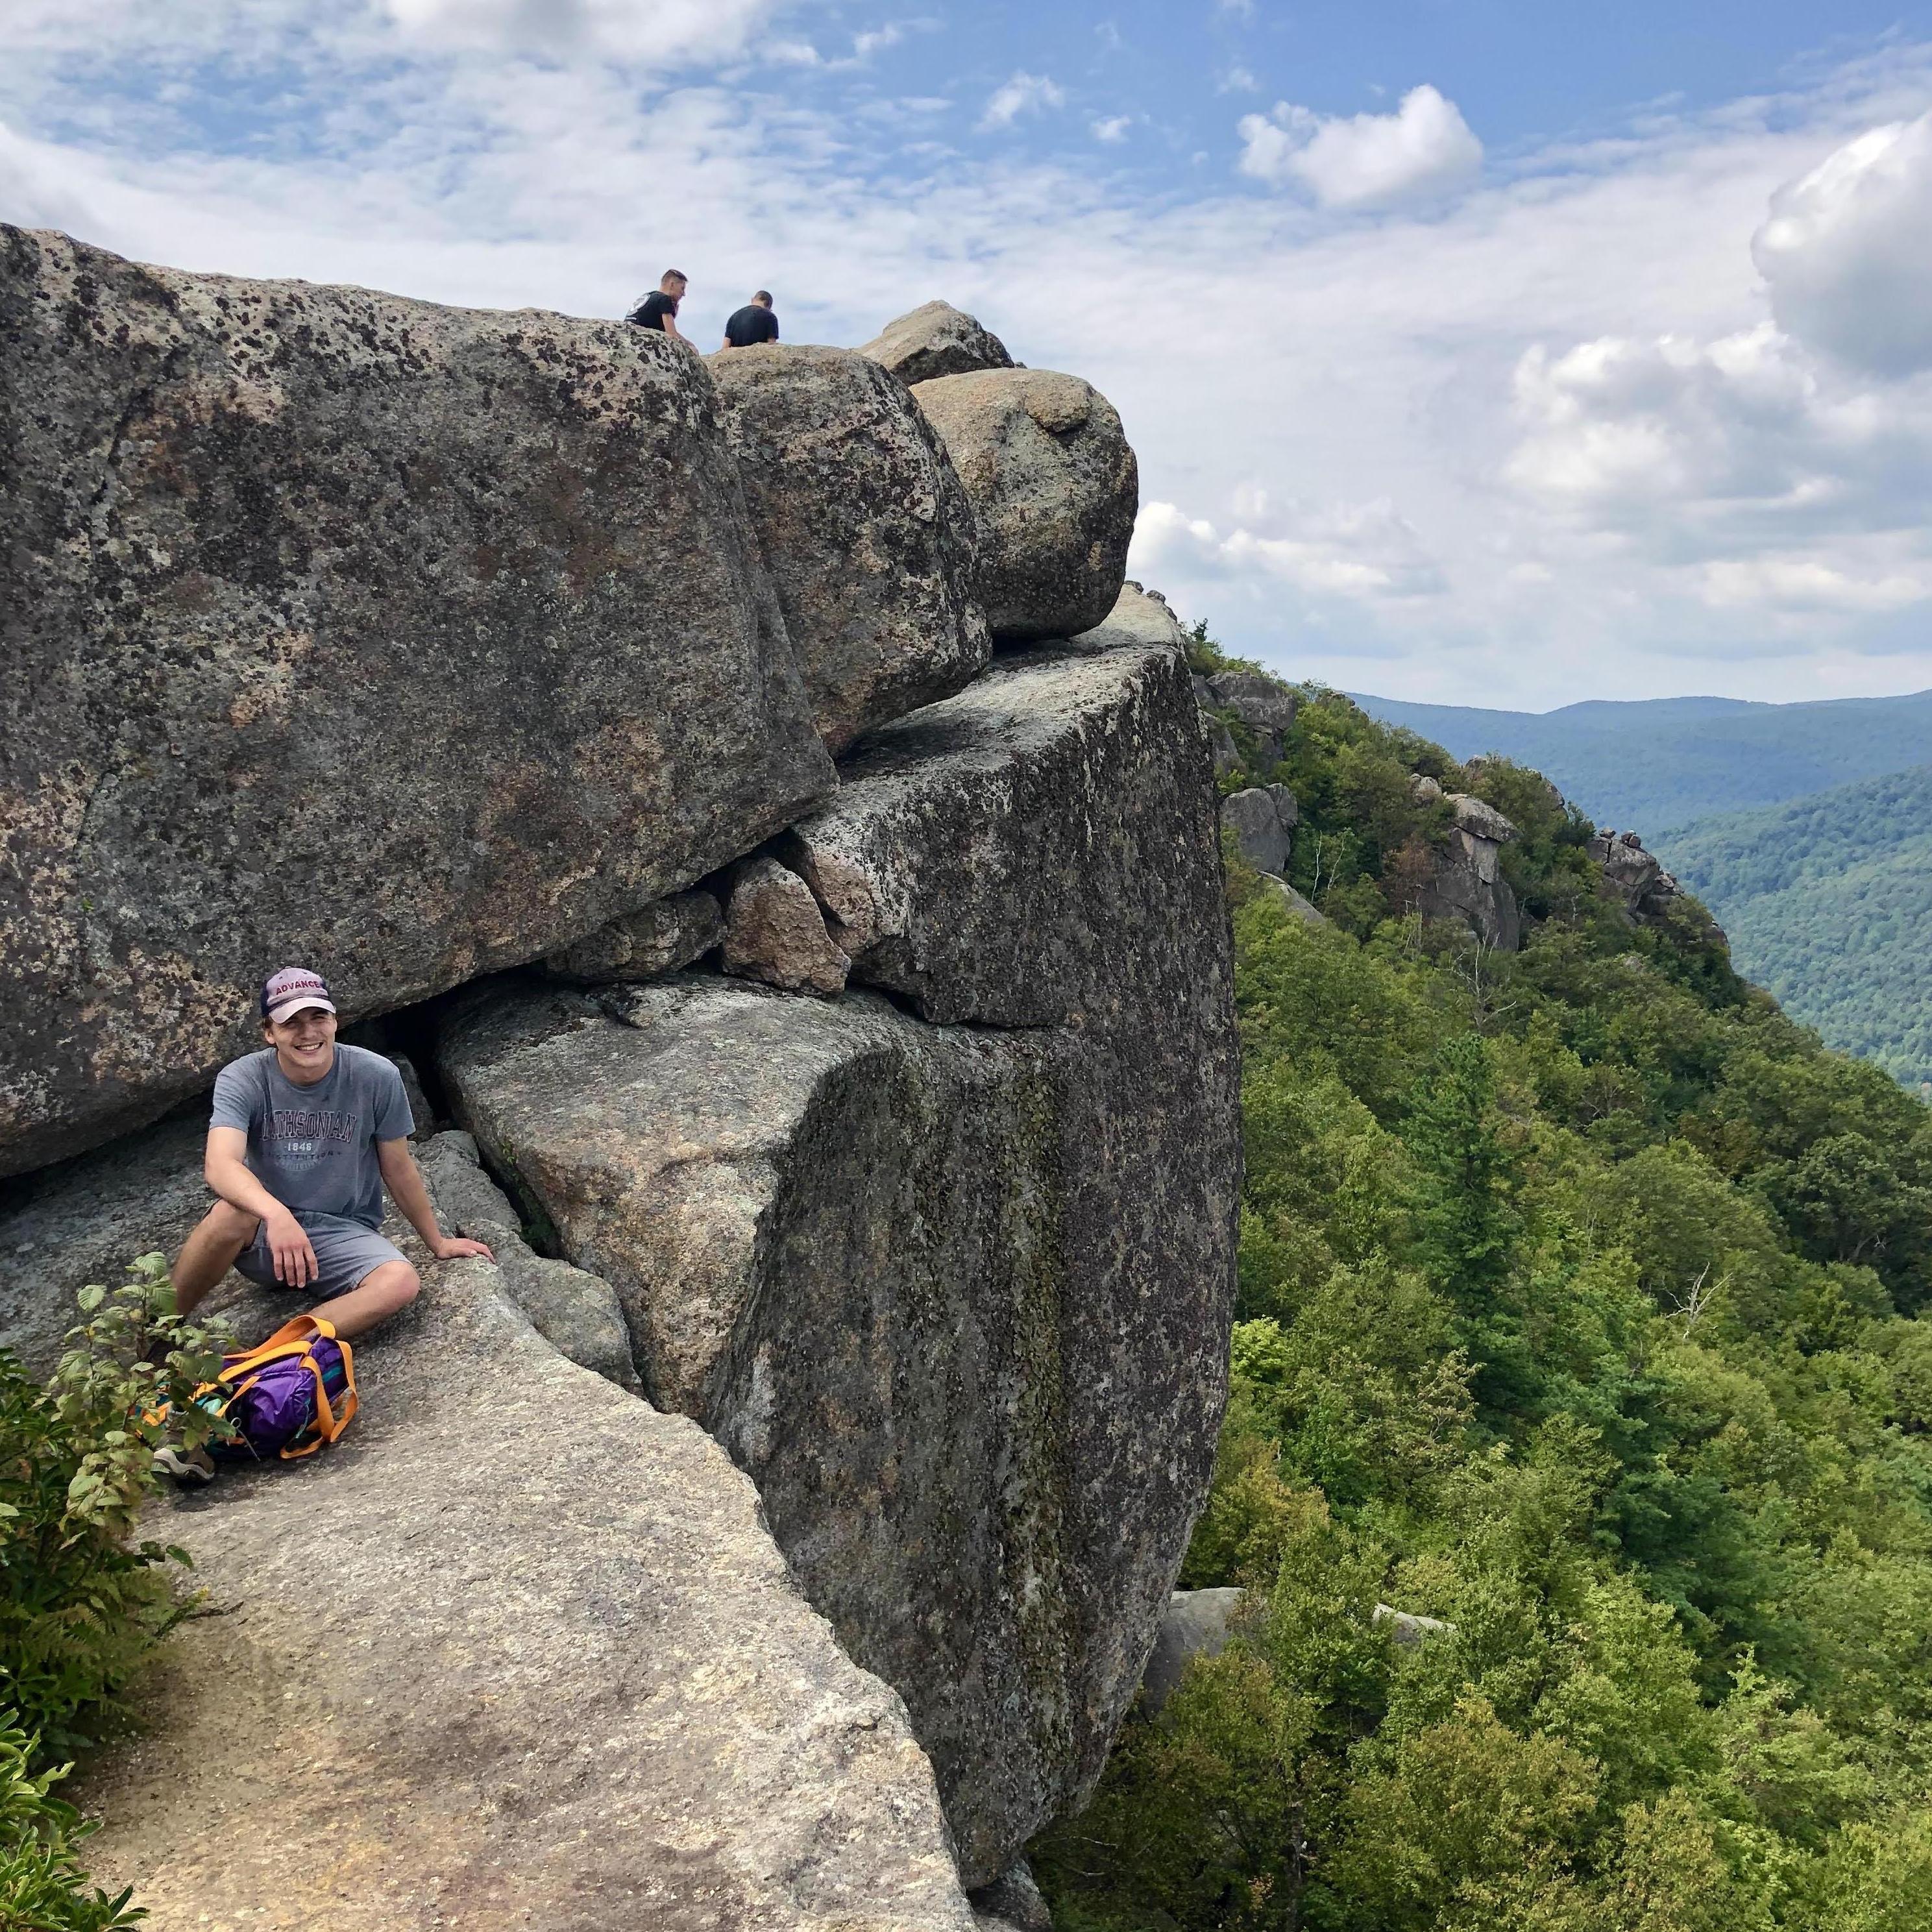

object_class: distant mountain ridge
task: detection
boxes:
[1661,766,1932,1088]
[1349,687,1932,835]
[1349,685,1932,1088]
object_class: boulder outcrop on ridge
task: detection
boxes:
[911,368,1137,641]
[0,224,834,1179]
[709,343,992,752]
[1220,785,1297,878]
[438,641,1240,1883]
[1416,794,1522,951]
[857,300,1016,387]
[76,1232,977,1932]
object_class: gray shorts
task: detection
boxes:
[234,1218,406,1302]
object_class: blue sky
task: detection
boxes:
[5,1,1932,708]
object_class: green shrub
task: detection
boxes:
[0,1256,234,1931]
[0,1255,232,1761]
[0,1713,143,1931]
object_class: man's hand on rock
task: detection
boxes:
[430,1234,496,1262]
[266,1210,320,1289]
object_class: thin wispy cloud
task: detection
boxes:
[979,71,1065,131]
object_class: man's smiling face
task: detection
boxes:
[265,1005,338,1082]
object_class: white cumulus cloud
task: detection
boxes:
[1092,115,1131,144]
[1133,492,1445,602]
[1752,109,1932,376]
[979,71,1065,131]
[1237,84,1482,210]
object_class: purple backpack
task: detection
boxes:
[208,1315,358,1463]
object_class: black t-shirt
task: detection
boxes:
[630,290,679,331]
[724,303,779,347]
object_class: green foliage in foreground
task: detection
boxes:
[1037,687,1932,1931]
[0,1258,234,1931]
[1660,764,1932,1090]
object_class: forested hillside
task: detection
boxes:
[1039,655,1932,1932]
[1349,689,1932,835]
[1662,768,1932,1092]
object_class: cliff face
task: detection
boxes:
[0,234,1237,1923]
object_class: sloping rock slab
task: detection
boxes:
[0,223,832,1177]
[79,1247,975,1932]
[710,343,990,753]
[911,369,1136,642]
[1066,581,1186,655]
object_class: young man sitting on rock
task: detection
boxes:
[154,967,493,1481]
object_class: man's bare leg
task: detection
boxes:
[312,1259,421,1341]
[172,1203,260,1317]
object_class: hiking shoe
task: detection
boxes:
[151,1441,217,1486]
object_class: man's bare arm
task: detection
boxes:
[377,1140,494,1262]
[204,1123,319,1288]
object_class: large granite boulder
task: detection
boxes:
[709,344,991,753]
[857,300,1015,387]
[77,1238,977,1931]
[911,369,1136,642]
[0,225,833,1178]
[437,642,1240,1883]
[1416,794,1522,951]
[1220,786,1296,878]
[1140,1587,1246,1716]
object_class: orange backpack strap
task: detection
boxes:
[214,1314,360,1459]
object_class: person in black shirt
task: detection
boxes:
[722,291,779,349]
[626,269,688,339]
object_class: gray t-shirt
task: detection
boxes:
[210,1045,413,1230]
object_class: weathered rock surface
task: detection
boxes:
[1416,798,1522,951]
[1195,668,1298,777]
[1066,580,1186,655]
[1220,785,1297,878]
[710,344,992,753]
[1140,1587,1245,1716]
[911,369,1136,642]
[1592,829,1689,924]
[969,1862,1053,1932]
[542,888,723,984]
[1450,793,1519,845]
[0,1109,216,1376]
[778,642,1223,1031]
[438,639,1239,1883]
[417,1130,641,1393]
[1373,1601,1456,1649]
[1262,876,1328,925]
[858,300,1015,387]
[78,1244,977,1931]
[720,856,851,997]
[1200,670,1297,739]
[1,224,833,1178]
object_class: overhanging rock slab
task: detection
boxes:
[0,224,833,1177]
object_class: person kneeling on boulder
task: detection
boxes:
[154,966,493,1482]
